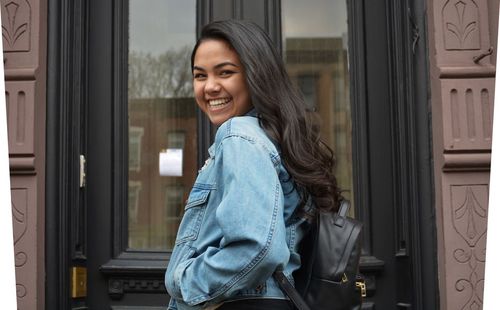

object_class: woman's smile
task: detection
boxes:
[208,97,232,111]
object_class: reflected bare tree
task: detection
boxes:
[129,45,193,99]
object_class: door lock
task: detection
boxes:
[71,266,87,298]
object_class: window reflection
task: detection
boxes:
[128,0,196,251]
[282,0,353,205]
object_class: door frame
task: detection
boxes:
[46,0,439,308]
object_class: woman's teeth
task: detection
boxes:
[209,98,231,106]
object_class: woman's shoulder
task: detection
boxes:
[215,116,277,153]
[216,115,265,141]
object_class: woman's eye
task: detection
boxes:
[193,73,206,79]
[220,70,234,77]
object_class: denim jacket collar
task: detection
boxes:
[207,108,258,158]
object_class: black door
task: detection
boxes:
[46,0,438,309]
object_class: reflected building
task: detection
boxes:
[285,37,352,200]
[128,97,198,250]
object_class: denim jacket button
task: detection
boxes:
[255,284,264,292]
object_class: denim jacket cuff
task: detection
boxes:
[174,258,194,300]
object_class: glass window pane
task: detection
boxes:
[128,0,196,251]
[282,0,353,208]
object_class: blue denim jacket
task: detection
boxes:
[164,112,306,309]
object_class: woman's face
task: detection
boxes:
[192,39,252,126]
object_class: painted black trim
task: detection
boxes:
[386,0,416,306]
[406,0,439,308]
[386,0,438,308]
[74,0,90,263]
[46,0,89,308]
[111,0,129,258]
[385,0,438,308]
[348,0,373,256]
[387,0,410,259]
[46,0,70,307]
[268,0,282,53]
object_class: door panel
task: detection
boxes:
[85,0,278,308]
[88,0,197,307]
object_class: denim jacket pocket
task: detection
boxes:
[175,186,211,245]
[165,243,197,300]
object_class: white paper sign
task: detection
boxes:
[159,148,183,176]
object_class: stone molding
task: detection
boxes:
[428,0,497,309]
[440,78,494,151]
[10,176,39,309]
[435,0,494,66]
[1,0,46,309]
[442,175,488,309]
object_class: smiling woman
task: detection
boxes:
[164,19,340,310]
[192,39,252,126]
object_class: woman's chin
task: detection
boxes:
[207,105,234,125]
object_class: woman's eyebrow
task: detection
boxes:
[193,62,239,72]
[192,66,206,72]
[214,62,239,69]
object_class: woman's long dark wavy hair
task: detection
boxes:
[191,19,341,213]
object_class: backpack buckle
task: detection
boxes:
[341,273,348,283]
[355,280,367,298]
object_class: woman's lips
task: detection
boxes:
[208,97,231,106]
[208,98,232,111]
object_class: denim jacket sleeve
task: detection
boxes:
[169,129,290,306]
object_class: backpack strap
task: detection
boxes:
[337,199,350,217]
[272,270,311,310]
[334,199,350,227]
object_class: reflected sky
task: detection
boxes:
[129,0,347,54]
[129,0,196,55]
[282,0,347,38]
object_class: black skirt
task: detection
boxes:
[217,298,294,310]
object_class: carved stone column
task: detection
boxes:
[1,0,46,309]
[427,0,497,308]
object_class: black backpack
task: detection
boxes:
[274,200,365,310]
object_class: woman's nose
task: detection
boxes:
[205,77,221,93]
